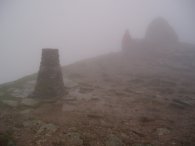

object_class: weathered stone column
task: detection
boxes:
[32,48,65,98]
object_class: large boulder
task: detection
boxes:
[145,17,178,44]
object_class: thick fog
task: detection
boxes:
[0,0,194,84]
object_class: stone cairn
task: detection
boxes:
[122,30,131,51]
[32,48,65,98]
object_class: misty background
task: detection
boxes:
[0,0,194,84]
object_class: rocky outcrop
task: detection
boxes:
[31,48,65,98]
[121,17,179,54]
[145,17,178,44]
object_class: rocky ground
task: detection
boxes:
[0,70,195,146]
[1,44,195,146]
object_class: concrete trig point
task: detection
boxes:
[32,48,65,98]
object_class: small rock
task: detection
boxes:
[106,134,124,146]
[63,78,78,88]
[67,127,77,132]
[21,98,39,107]
[65,132,83,145]
[171,99,192,109]
[62,104,76,112]
[23,119,58,145]
[23,120,43,128]
[120,133,129,139]
[37,123,58,136]
[157,128,170,136]
[20,109,33,114]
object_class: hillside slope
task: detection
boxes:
[0,18,195,146]
[0,41,195,146]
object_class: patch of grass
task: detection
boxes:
[0,131,16,146]
[0,92,18,100]
[0,74,36,89]
[9,74,37,89]
[0,74,37,101]
[0,87,19,101]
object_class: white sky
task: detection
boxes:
[0,0,194,84]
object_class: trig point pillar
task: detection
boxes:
[32,48,65,98]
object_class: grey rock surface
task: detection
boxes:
[106,134,124,146]
[65,132,83,145]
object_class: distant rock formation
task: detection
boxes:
[122,30,131,51]
[31,48,65,98]
[121,17,179,53]
[145,17,178,44]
